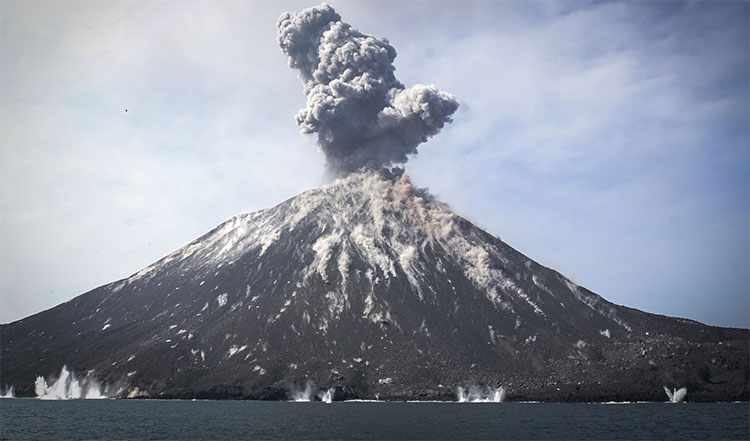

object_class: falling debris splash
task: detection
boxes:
[34,366,108,400]
[318,387,335,404]
[457,386,506,403]
[0,385,15,398]
[663,386,687,403]
[290,381,316,402]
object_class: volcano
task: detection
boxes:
[1,170,748,401]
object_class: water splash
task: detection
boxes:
[290,381,315,402]
[35,366,108,400]
[83,378,107,399]
[318,387,335,403]
[457,385,505,403]
[663,386,687,403]
[0,385,15,398]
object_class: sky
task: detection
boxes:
[1,0,747,328]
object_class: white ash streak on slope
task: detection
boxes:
[115,170,547,319]
[294,170,544,318]
[277,4,459,174]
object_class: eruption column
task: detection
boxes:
[278,4,459,175]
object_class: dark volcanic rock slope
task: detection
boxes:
[2,170,748,401]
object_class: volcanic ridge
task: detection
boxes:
[2,169,748,402]
[1,4,747,402]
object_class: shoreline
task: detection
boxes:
[3,396,748,404]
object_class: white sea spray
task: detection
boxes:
[456,385,505,403]
[35,366,108,400]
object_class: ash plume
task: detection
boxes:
[277,4,459,175]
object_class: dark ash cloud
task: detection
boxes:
[277,3,459,175]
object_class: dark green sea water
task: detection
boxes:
[0,400,748,440]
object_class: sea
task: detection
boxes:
[1,400,748,440]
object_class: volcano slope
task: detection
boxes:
[1,170,747,401]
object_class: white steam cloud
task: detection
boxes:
[277,4,459,174]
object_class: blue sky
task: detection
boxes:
[1,0,748,327]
